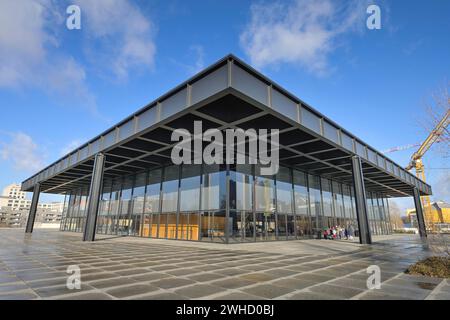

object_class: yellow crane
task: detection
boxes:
[405,107,450,231]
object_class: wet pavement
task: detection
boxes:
[0,228,448,300]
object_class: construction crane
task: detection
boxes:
[404,107,450,230]
[382,140,445,154]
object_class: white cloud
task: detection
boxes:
[171,45,206,76]
[76,0,156,80]
[0,0,156,115]
[240,0,368,75]
[188,45,205,74]
[0,0,97,115]
[60,139,84,156]
[0,132,45,172]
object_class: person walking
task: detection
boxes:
[348,224,354,240]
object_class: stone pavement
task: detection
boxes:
[0,228,448,300]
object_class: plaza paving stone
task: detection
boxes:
[34,284,95,298]
[57,292,113,300]
[151,278,196,289]
[242,284,294,299]
[174,284,224,298]
[271,278,317,290]
[212,292,266,300]
[287,291,342,300]
[106,284,159,298]
[186,273,224,282]
[136,292,188,300]
[89,277,139,289]
[309,284,364,299]
[0,229,448,300]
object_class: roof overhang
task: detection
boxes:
[21,55,432,198]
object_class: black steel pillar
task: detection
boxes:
[351,156,372,244]
[413,188,427,238]
[83,153,105,241]
[25,183,41,233]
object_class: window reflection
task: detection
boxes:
[62,162,392,242]
[143,169,161,238]
[162,166,179,213]
[202,164,226,211]
[276,167,293,214]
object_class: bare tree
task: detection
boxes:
[389,201,404,230]
[417,81,450,158]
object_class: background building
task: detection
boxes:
[0,183,63,228]
[0,207,62,228]
[407,201,450,232]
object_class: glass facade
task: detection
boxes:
[60,164,392,242]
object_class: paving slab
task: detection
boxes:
[0,229,446,300]
[151,278,196,289]
[242,284,294,299]
[175,284,224,298]
[106,284,159,298]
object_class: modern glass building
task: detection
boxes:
[22,55,431,244]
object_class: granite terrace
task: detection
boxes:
[0,229,448,300]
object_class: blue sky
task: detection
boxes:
[0,0,449,211]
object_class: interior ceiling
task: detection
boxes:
[39,93,419,198]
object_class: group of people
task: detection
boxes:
[323,225,355,240]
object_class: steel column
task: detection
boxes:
[351,156,372,244]
[83,153,105,241]
[25,183,41,233]
[413,188,427,238]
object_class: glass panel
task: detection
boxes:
[202,164,226,211]
[276,167,293,214]
[332,181,344,218]
[277,213,287,239]
[143,169,162,238]
[229,211,244,242]
[293,170,309,216]
[97,180,112,234]
[164,213,177,239]
[180,165,201,212]
[109,178,122,234]
[255,170,275,213]
[230,164,253,211]
[287,214,296,239]
[308,174,322,234]
[243,211,255,241]
[118,176,133,235]
[162,166,179,213]
[255,212,276,241]
[321,178,334,231]
[130,172,146,236]
[295,214,312,238]
[342,184,354,219]
[201,211,226,242]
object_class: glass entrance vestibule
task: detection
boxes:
[60,163,392,243]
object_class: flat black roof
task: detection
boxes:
[21,54,432,197]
